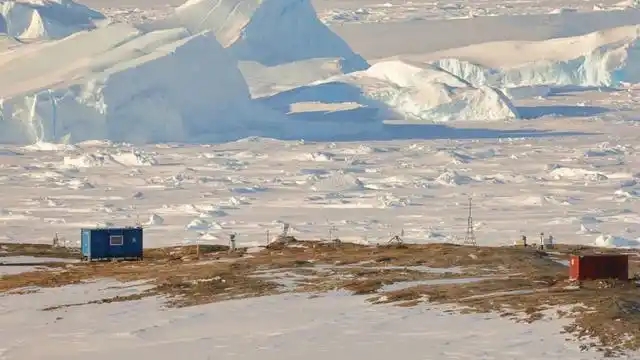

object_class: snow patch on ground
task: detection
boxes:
[0,255,76,276]
[0,281,604,360]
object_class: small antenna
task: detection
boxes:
[329,225,337,242]
[463,196,477,246]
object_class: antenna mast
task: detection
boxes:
[463,196,477,246]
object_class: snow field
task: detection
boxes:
[2,121,640,249]
[0,0,639,247]
[0,282,604,360]
[0,254,77,275]
[316,0,640,24]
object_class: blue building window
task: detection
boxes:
[110,235,124,246]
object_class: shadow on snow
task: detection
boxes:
[289,122,593,142]
[516,105,611,119]
[259,82,595,142]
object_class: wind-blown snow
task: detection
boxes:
[0,0,105,40]
[152,0,369,72]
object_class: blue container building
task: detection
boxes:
[81,227,143,261]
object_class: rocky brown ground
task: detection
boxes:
[2,240,640,357]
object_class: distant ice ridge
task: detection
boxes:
[359,62,518,122]
[594,234,640,248]
[0,0,105,40]
[0,24,300,144]
[150,0,369,72]
[615,0,640,9]
[267,60,518,123]
[426,25,640,89]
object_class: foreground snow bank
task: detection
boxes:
[0,0,104,40]
[267,60,518,123]
[0,23,293,144]
[426,25,640,89]
[0,283,601,360]
[153,0,368,72]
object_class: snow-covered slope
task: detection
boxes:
[152,0,368,72]
[413,25,640,89]
[0,0,105,40]
[265,61,518,123]
[0,23,295,144]
[0,286,605,360]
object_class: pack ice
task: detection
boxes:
[0,0,104,40]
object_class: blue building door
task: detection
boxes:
[81,230,91,259]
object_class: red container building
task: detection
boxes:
[569,254,629,281]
